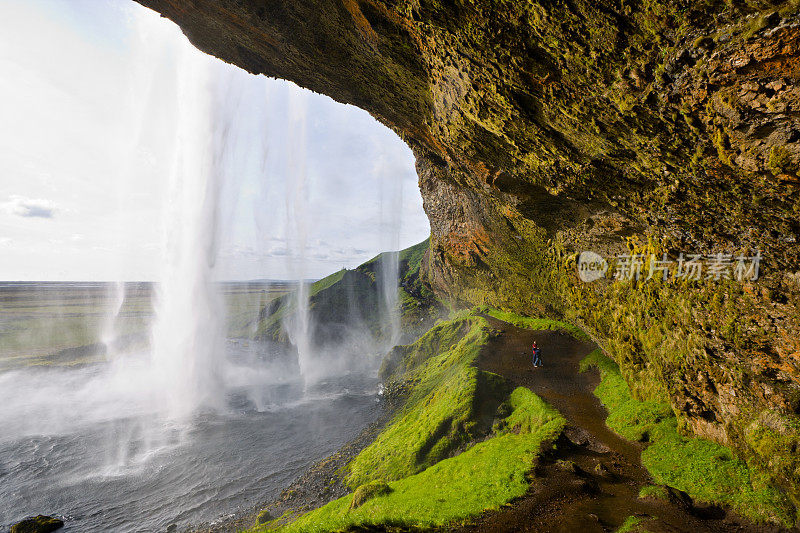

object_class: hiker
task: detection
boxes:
[532,341,542,367]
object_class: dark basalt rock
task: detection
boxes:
[133,0,800,517]
[10,515,64,533]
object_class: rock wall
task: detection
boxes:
[134,0,800,517]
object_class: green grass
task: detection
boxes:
[616,515,653,532]
[578,350,674,442]
[252,311,566,532]
[398,238,429,284]
[347,314,502,487]
[638,484,669,500]
[581,350,794,526]
[253,238,436,342]
[481,307,590,341]
[310,269,346,297]
[256,385,565,532]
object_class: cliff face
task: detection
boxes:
[135,0,800,515]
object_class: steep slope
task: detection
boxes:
[254,238,441,345]
[134,0,800,513]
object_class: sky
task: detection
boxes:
[0,0,429,281]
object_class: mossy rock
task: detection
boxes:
[350,481,392,509]
[638,484,671,501]
[10,516,64,533]
[256,509,272,524]
[616,515,655,533]
[637,484,693,510]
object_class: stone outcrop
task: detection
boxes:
[10,515,64,533]
[134,0,800,518]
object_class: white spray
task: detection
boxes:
[148,34,225,419]
[283,88,313,379]
[376,154,403,347]
[100,281,126,359]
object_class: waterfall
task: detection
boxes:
[100,281,126,359]
[283,88,313,379]
[147,25,225,419]
[377,154,403,347]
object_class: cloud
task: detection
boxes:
[2,195,57,218]
[266,245,289,257]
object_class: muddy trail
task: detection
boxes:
[456,316,785,533]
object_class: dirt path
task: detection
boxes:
[457,316,784,533]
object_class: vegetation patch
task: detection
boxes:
[254,385,564,532]
[350,481,392,509]
[615,515,654,533]
[253,238,439,344]
[347,314,504,487]
[638,484,669,501]
[480,307,590,341]
[582,350,794,526]
[251,312,566,532]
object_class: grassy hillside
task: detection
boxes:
[252,238,443,345]
[251,310,566,532]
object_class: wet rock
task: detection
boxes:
[594,462,617,480]
[563,426,611,453]
[555,459,586,477]
[639,484,694,511]
[10,516,64,533]
[256,510,271,524]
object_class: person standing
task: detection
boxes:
[532,341,542,367]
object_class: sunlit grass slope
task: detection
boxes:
[251,311,565,532]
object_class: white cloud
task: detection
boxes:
[1,195,57,218]
[266,246,289,257]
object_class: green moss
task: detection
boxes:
[643,435,793,524]
[350,481,392,509]
[379,316,471,378]
[256,386,565,532]
[638,484,670,500]
[768,146,797,175]
[713,128,732,166]
[742,13,768,40]
[778,0,800,17]
[483,307,590,341]
[744,410,800,515]
[497,387,563,435]
[616,515,654,533]
[10,515,64,533]
[580,349,675,442]
[582,351,794,526]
